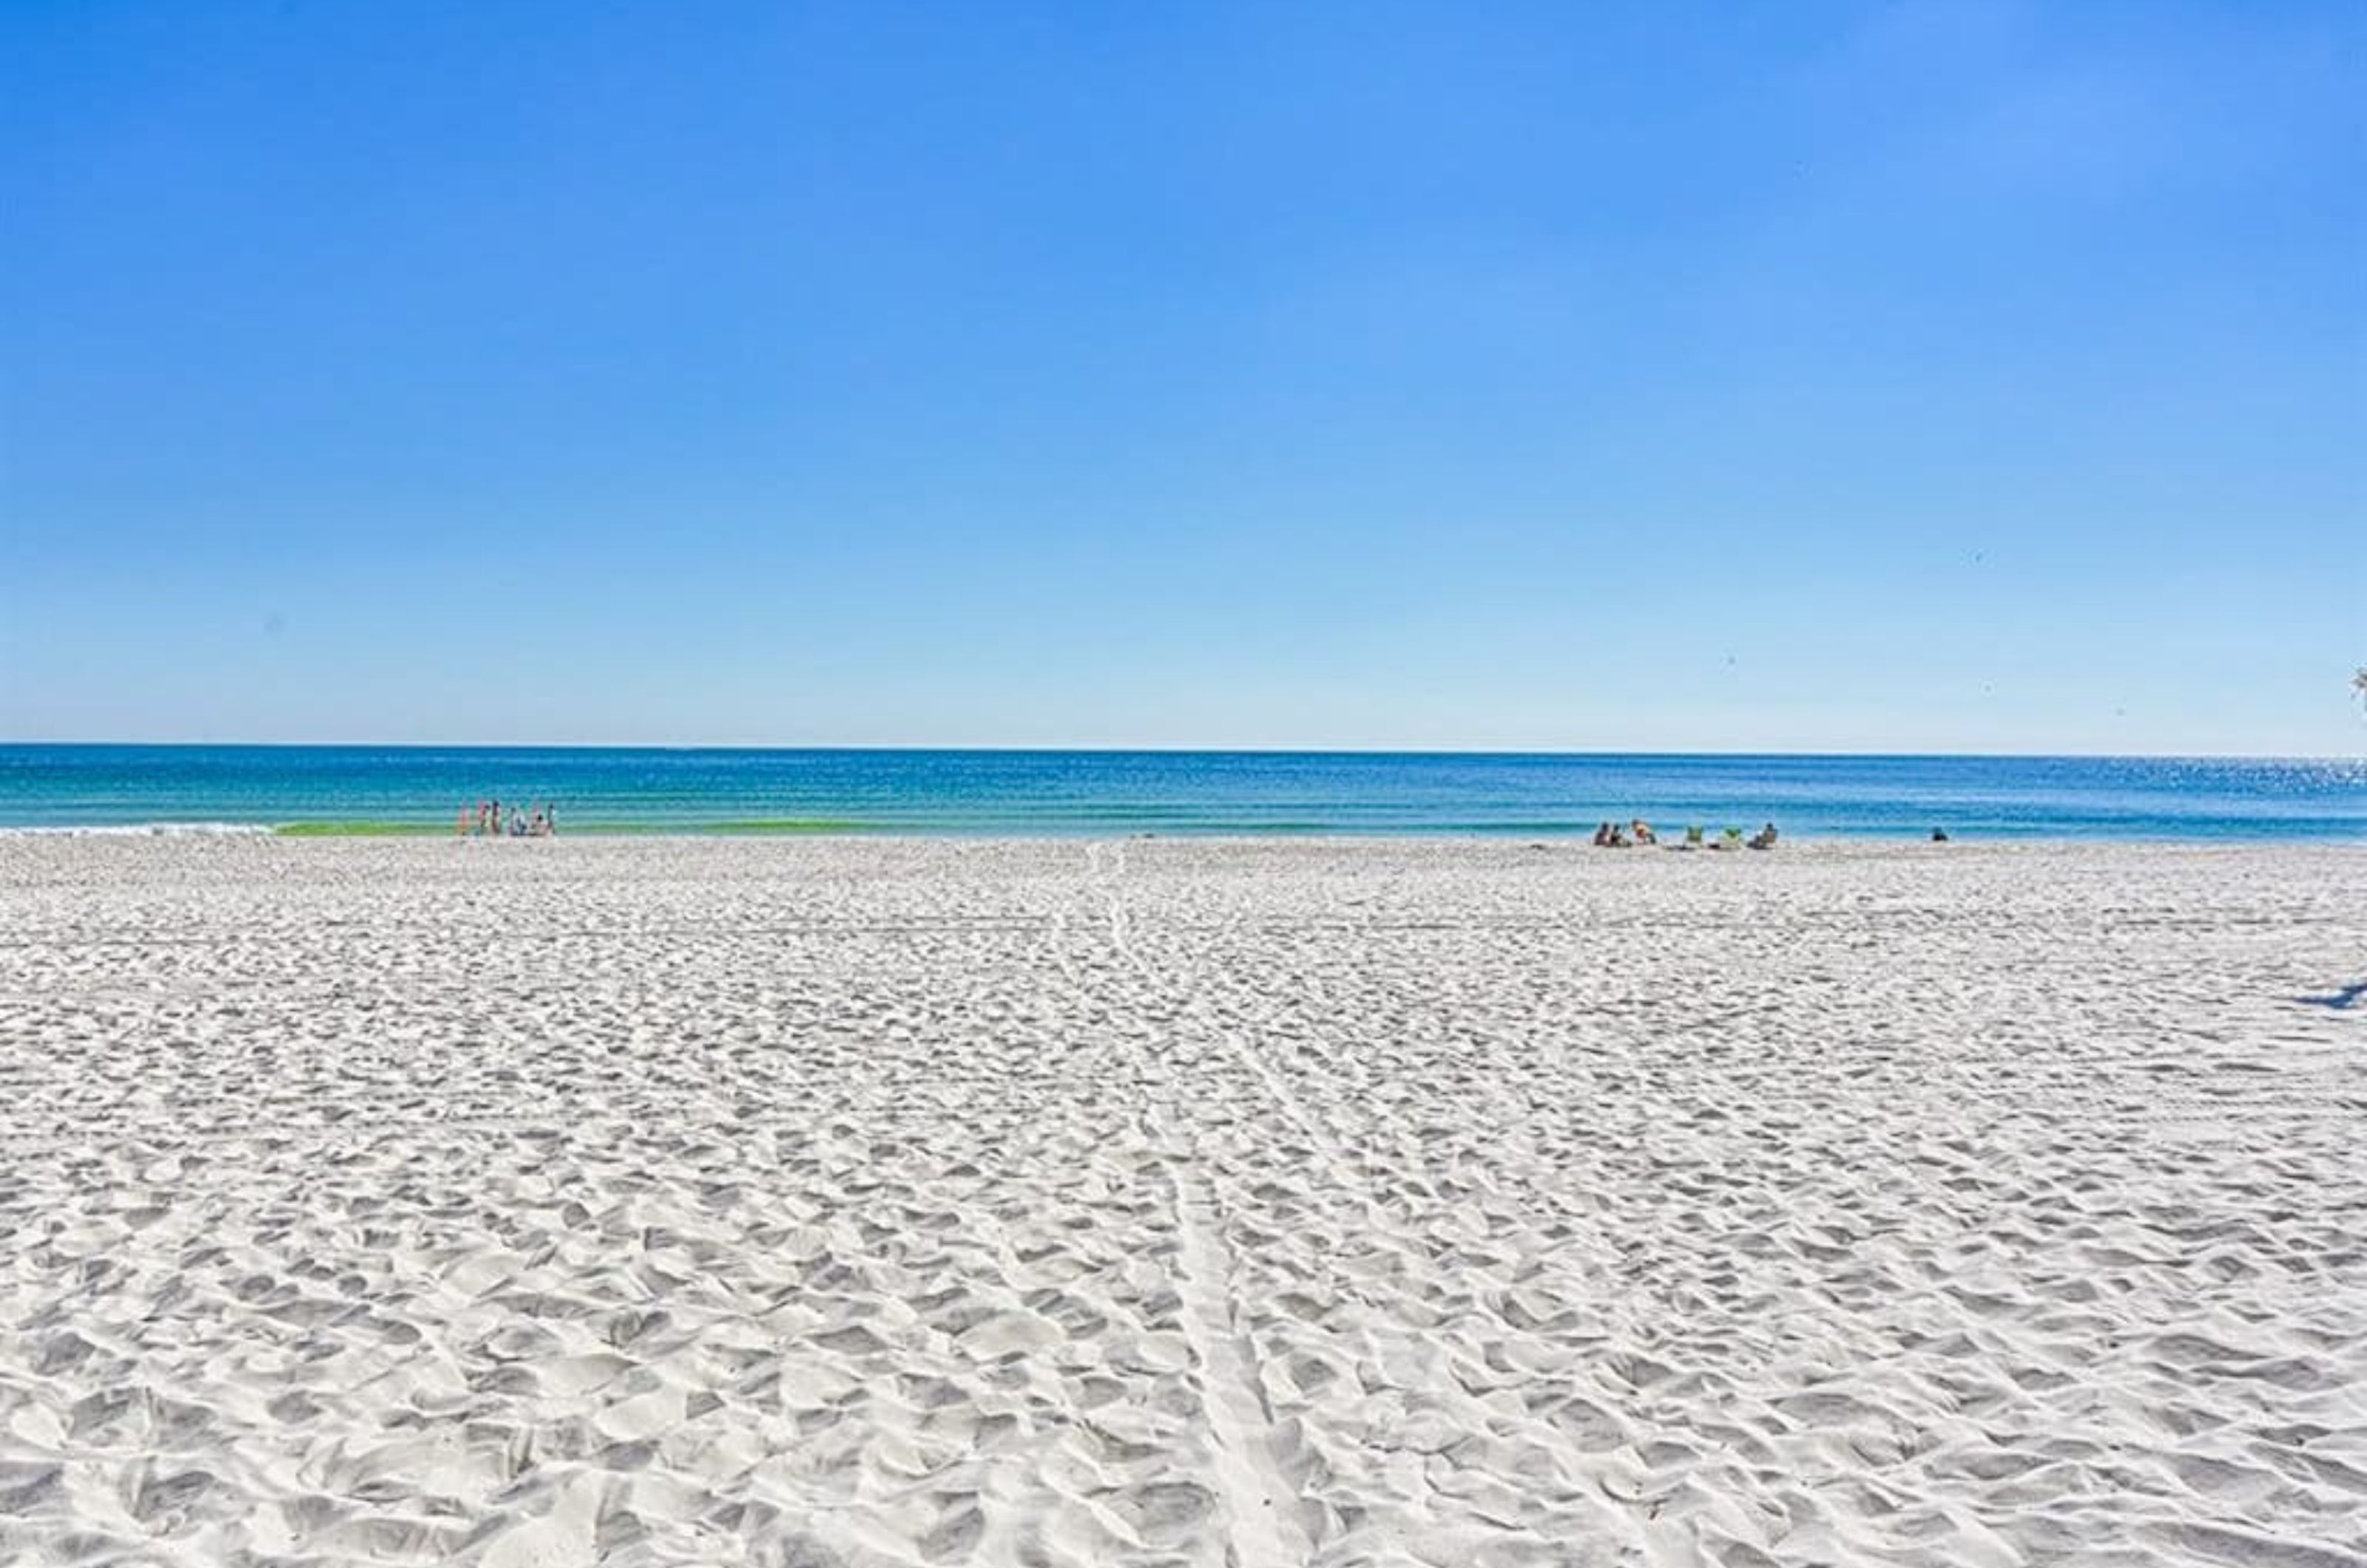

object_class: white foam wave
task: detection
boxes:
[0,822,277,837]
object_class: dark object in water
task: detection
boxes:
[1931,828,1950,842]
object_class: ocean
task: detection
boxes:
[0,746,2361,840]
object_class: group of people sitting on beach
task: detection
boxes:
[1594,819,1777,851]
[459,800,557,837]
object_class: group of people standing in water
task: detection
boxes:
[459,800,557,837]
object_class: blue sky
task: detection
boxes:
[3,1,2360,752]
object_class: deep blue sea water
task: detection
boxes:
[0,747,2361,840]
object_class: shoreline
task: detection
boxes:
[1,819,2363,845]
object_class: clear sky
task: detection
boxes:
[3,1,2360,754]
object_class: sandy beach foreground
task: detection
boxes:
[1,837,2362,1567]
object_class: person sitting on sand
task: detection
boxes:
[1747,822,1778,851]
[1593,822,1614,847]
[1631,819,1657,845]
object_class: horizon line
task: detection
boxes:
[4,740,2361,764]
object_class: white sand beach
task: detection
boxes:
[1,835,2362,1567]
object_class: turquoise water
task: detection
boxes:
[1,746,2361,840]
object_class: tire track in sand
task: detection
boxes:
[1166,1146,1316,1567]
[1092,842,1314,1567]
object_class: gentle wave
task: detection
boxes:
[0,822,277,838]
